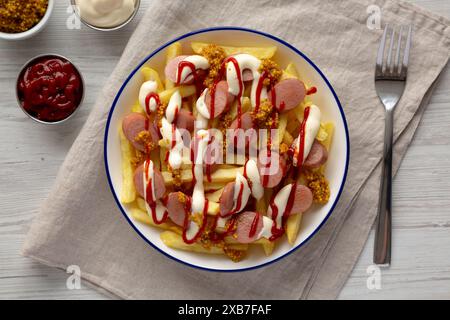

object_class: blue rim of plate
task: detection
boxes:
[104,26,350,273]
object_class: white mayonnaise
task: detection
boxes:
[160,118,183,170]
[195,88,211,119]
[231,172,251,213]
[165,89,181,123]
[257,216,275,239]
[244,159,264,200]
[225,54,267,108]
[142,160,156,201]
[75,0,136,28]
[267,183,293,229]
[176,55,210,84]
[191,130,210,214]
[184,130,210,241]
[293,105,321,167]
[139,80,158,113]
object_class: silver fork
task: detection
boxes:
[373,24,412,265]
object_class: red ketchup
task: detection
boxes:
[17,55,83,122]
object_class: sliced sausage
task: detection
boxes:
[133,163,166,200]
[205,80,231,118]
[257,149,287,188]
[235,211,264,244]
[166,192,189,226]
[122,113,159,152]
[164,55,189,84]
[229,111,253,130]
[269,78,306,112]
[219,182,235,217]
[164,56,208,85]
[176,109,195,132]
[242,69,253,82]
[290,183,313,214]
[303,140,328,169]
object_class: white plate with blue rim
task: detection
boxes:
[104,27,349,272]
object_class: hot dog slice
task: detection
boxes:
[219,182,235,217]
[205,80,232,118]
[133,163,166,200]
[122,113,159,152]
[176,108,195,132]
[164,55,189,84]
[166,192,189,226]
[269,78,306,112]
[290,183,313,214]
[235,211,264,244]
[257,149,287,188]
[303,140,328,169]
[229,111,254,130]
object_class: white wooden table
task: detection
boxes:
[0,0,448,300]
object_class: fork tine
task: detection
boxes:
[402,25,412,74]
[386,27,395,73]
[376,24,389,75]
[395,26,403,74]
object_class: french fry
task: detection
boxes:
[282,130,294,145]
[224,236,274,256]
[161,167,244,186]
[136,196,219,216]
[131,99,144,114]
[286,213,302,245]
[119,126,136,203]
[319,122,334,173]
[141,67,164,92]
[205,188,224,203]
[320,122,334,151]
[165,42,182,89]
[204,181,228,191]
[284,62,299,78]
[130,205,172,229]
[191,42,277,59]
[159,86,196,104]
[274,113,288,147]
[259,238,275,256]
[161,231,248,254]
[255,197,267,215]
[159,147,168,171]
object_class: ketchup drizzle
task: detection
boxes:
[306,86,317,95]
[269,183,297,241]
[293,106,311,177]
[248,212,261,238]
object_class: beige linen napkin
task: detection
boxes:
[23,0,449,299]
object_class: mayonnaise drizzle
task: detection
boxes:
[231,172,251,213]
[139,80,158,112]
[293,105,321,167]
[257,216,275,239]
[225,54,267,108]
[165,89,181,123]
[267,183,293,229]
[160,118,183,170]
[244,159,264,200]
[195,88,211,119]
[185,130,210,241]
[176,55,210,84]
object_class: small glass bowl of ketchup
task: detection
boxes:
[16,54,84,124]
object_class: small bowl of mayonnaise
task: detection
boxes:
[71,0,140,31]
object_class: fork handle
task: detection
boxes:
[374,108,393,265]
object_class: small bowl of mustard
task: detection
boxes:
[0,0,54,41]
[70,0,141,32]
